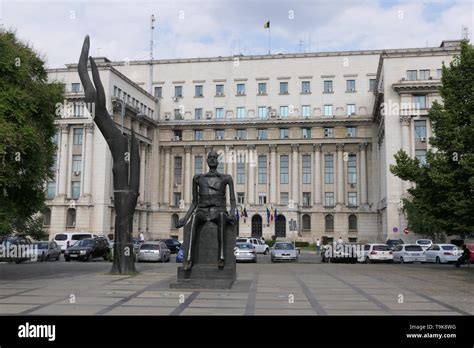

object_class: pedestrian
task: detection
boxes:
[337,236,343,245]
[316,238,321,252]
[455,244,470,268]
[139,232,145,243]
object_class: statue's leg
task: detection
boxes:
[183,213,196,271]
[217,212,226,268]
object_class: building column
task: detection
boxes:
[359,142,368,205]
[226,146,234,205]
[291,144,299,205]
[163,146,171,206]
[139,143,146,203]
[269,145,277,205]
[58,124,69,197]
[313,144,322,205]
[400,116,411,192]
[336,143,344,205]
[151,143,160,207]
[82,123,94,197]
[247,145,255,205]
[184,145,192,205]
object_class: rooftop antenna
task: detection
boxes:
[149,14,156,95]
[308,32,311,52]
[299,38,304,53]
[462,25,469,40]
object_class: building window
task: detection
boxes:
[237,160,245,184]
[302,155,311,184]
[173,157,183,185]
[413,95,427,109]
[216,84,224,96]
[194,85,203,97]
[325,214,334,231]
[280,106,289,117]
[346,80,356,92]
[346,127,357,137]
[415,150,427,166]
[175,85,183,98]
[195,108,203,120]
[325,154,334,184]
[348,214,357,230]
[194,130,203,140]
[258,106,268,118]
[414,120,427,139]
[347,104,356,117]
[280,128,289,139]
[258,155,267,184]
[66,208,76,227]
[302,105,311,117]
[303,192,311,207]
[258,193,267,205]
[257,129,267,139]
[302,214,311,230]
[237,192,245,204]
[236,107,246,119]
[324,127,334,138]
[215,107,224,119]
[302,128,311,139]
[406,70,417,81]
[348,154,357,184]
[324,104,333,117]
[419,69,430,80]
[173,192,182,207]
[71,182,80,199]
[280,82,289,94]
[154,86,162,98]
[436,69,442,79]
[301,81,311,93]
[323,80,333,92]
[324,192,334,208]
[280,192,289,205]
[46,181,56,199]
[42,208,51,226]
[71,83,81,93]
[218,154,224,173]
[369,79,376,91]
[348,192,357,207]
[194,156,203,175]
[258,83,267,94]
[174,109,183,120]
[280,155,289,184]
[237,83,245,95]
[236,129,246,139]
[73,103,84,117]
[215,129,224,140]
[73,128,83,145]
[72,155,82,173]
[171,214,179,229]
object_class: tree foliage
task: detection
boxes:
[390,40,474,238]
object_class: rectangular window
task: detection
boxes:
[216,84,224,96]
[258,83,267,94]
[324,127,334,138]
[195,108,203,120]
[280,192,289,205]
[215,129,224,140]
[302,155,311,184]
[280,82,289,94]
[237,83,245,95]
[324,80,333,92]
[413,95,427,109]
[324,104,333,117]
[280,106,289,117]
[215,107,224,119]
[236,107,246,119]
[173,193,182,207]
[324,192,334,207]
[301,81,311,93]
[71,83,81,93]
[347,104,356,116]
[73,103,84,117]
[419,69,430,80]
[73,128,83,145]
[258,193,267,205]
[325,154,334,184]
[237,192,245,204]
[71,182,81,199]
[195,130,203,140]
[258,106,268,118]
[217,156,224,173]
[258,155,267,184]
[369,79,376,91]
[302,128,311,139]
[280,155,289,184]
[236,129,246,139]
[280,128,289,139]
[173,130,182,140]
[194,156,203,175]
[348,154,357,184]
[154,86,162,98]
[175,86,183,97]
[237,159,246,184]
[72,155,82,173]
[406,70,417,81]
[174,157,182,185]
[415,150,427,166]
[414,120,427,139]
[348,192,357,207]
[257,129,267,139]
[436,69,442,79]
[174,109,182,120]
[195,85,203,97]
[302,105,311,117]
[346,80,356,92]
[303,192,311,207]
[47,181,56,199]
[346,127,357,137]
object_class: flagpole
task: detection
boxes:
[268,26,271,55]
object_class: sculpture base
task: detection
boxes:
[170,265,236,289]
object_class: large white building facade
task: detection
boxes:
[44,40,462,244]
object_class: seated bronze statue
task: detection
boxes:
[175,151,236,270]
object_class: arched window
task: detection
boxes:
[348,214,358,231]
[302,214,311,230]
[171,214,180,229]
[325,214,334,231]
[66,208,76,227]
[43,208,51,226]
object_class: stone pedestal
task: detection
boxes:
[170,220,236,289]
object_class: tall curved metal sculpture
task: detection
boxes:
[78,35,139,274]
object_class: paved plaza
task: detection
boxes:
[0,255,473,316]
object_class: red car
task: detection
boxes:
[469,244,474,263]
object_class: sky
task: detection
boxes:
[0,0,472,68]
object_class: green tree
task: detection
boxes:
[0,30,63,238]
[390,40,474,239]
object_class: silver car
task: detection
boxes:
[234,242,257,262]
[271,242,298,262]
[137,241,171,263]
[35,241,61,262]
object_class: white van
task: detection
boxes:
[53,232,97,252]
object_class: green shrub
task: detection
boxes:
[295,241,310,248]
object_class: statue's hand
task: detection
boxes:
[176,218,188,229]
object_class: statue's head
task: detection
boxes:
[207,150,219,170]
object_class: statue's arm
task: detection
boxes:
[176,174,199,228]
[227,175,236,217]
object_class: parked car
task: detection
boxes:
[415,239,433,251]
[393,244,426,263]
[425,244,460,264]
[359,244,393,263]
[132,238,142,254]
[54,232,97,253]
[137,241,171,263]
[64,237,110,262]
[35,241,61,262]
[271,242,298,262]
[0,234,35,263]
[469,244,474,263]
[235,237,270,254]
[386,239,404,250]
[176,247,184,263]
[321,243,358,263]
[159,239,182,254]
[234,242,257,263]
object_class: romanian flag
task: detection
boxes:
[270,206,274,222]
[274,208,277,219]
[263,21,270,29]
[235,208,240,221]
[266,206,270,224]
[243,207,248,218]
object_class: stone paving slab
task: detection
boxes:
[0,304,40,314]
[28,304,107,315]
[189,299,248,308]
[0,295,62,304]
[180,307,245,315]
[122,297,183,307]
[104,306,176,315]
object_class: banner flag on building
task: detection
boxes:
[235,208,240,221]
[243,207,248,218]
[266,206,270,224]
[264,20,271,54]
[263,21,270,29]
[274,207,277,220]
[270,206,274,222]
